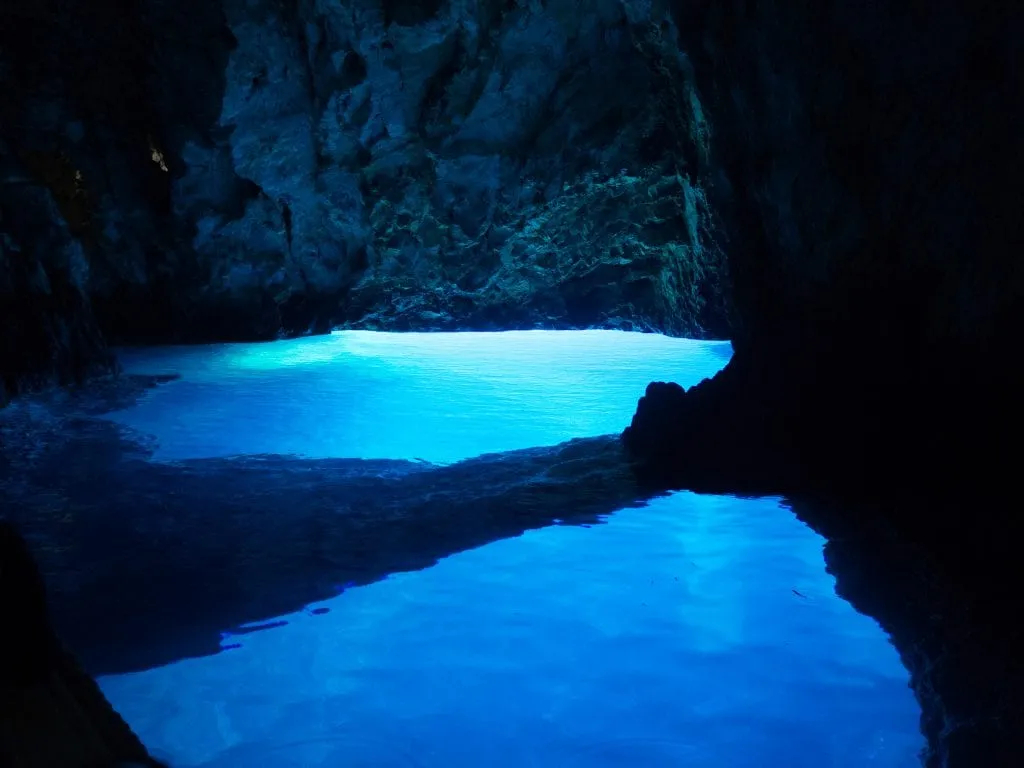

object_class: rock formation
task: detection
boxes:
[625,0,1023,497]
[1,0,731,401]
[0,522,164,767]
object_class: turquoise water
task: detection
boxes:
[105,330,734,463]
[95,330,922,766]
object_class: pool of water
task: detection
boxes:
[93,330,922,766]
[106,330,734,463]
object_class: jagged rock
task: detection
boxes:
[0,160,118,401]
[0,0,731,356]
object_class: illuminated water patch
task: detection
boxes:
[109,330,733,463]
[94,330,922,767]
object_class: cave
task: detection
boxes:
[1,1,1021,767]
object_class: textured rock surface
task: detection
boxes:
[1,0,730,397]
[625,0,1023,490]
[0,157,117,405]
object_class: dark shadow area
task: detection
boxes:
[620,5,1023,761]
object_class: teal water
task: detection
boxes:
[105,330,734,464]
[94,330,921,767]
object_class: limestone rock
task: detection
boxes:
[0,0,731,361]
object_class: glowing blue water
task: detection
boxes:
[97,331,922,767]
[107,330,734,463]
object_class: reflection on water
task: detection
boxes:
[100,492,921,768]
[7,330,920,766]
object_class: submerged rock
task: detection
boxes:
[1,378,644,676]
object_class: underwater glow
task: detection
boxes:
[110,330,734,463]
[95,331,922,767]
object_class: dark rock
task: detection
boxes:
[0,521,57,686]
[625,0,1023,495]
[0,0,731,363]
[0,525,166,767]
[0,161,118,402]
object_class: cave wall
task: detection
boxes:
[0,1,236,397]
[627,0,1024,492]
[202,0,730,336]
[1,0,733,398]
[4,2,1019,459]
[0,161,117,404]
[684,0,1023,356]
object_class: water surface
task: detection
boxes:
[90,331,920,766]
[109,330,733,463]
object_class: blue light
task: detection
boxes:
[109,330,734,464]
[96,331,921,767]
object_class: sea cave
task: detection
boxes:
[1,2,1021,767]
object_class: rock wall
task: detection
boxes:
[627,0,1024,492]
[1,0,235,392]
[675,1,1023,354]
[0,158,117,405]
[1,0,731,397]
